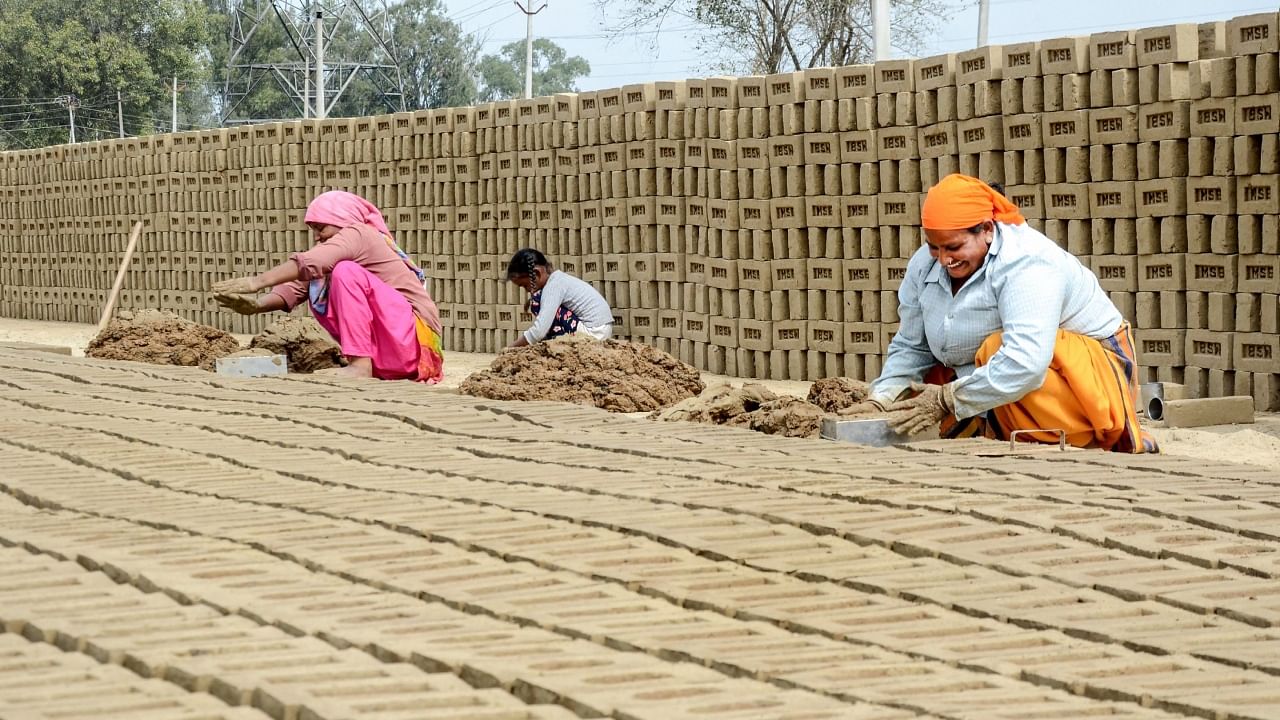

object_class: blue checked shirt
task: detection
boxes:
[871,222,1122,419]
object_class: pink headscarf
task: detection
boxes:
[305,190,393,240]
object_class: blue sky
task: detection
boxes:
[441,0,1278,92]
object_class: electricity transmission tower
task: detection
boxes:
[222,0,406,125]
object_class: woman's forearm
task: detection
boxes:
[250,259,301,292]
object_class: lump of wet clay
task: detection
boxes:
[249,315,344,373]
[806,376,872,412]
[86,310,240,371]
[651,382,827,438]
[460,335,704,413]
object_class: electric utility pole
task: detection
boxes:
[976,0,989,46]
[117,90,125,137]
[172,77,178,132]
[56,95,78,143]
[873,0,890,61]
[514,0,547,99]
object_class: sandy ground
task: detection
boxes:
[3,316,1277,467]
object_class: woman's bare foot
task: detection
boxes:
[332,356,374,378]
[313,357,373,378]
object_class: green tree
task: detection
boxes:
[598,0,959,74]
[387,0,479,110]
[0,0,211,148]
[477,38,590,101]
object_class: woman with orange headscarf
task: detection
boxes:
[210,190,444,383]
[847,174,1156,453]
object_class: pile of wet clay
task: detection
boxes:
[249,314,343,373]
[651,383,828,438]
[806,376,872,412]
[460,335,704,412]
[86,310,240,371]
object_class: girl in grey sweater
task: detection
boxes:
[506,248,614,348]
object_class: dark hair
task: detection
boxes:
[987,181,1005,196]
[506,248,549,280]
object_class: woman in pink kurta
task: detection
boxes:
[212,191,444,382]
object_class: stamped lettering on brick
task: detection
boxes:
[714,324,732,337]
[811,203,834,217]
[603,150,619,162]
[690,261,706,274]
[743,207,762,220]
[1198,107,1226,124]
[1146,111,1174,128]
[845,138,868,153]
[1010,192,1036,208]
[1194,340,1222,355]
[964,127,985,143]
[1096,192,1123,206]
[689,86,704,98]
[602,95,620,107]
[1096,117,1123,133]
[712,86,729,97]
[1099,265,1127,280]
[742,147,761,159]
[925,131,949,147]
[742,85,762,97]
[846,203,870,216]
[813,267,833,279]
[921,64,945,79]
[1008,51,1032,66]
[1242,104,1273,122]
[1195,187,1221,203]
[1245,185,1272,202]
[779,328,800,340]
[660,204,676,216]
[1144,36,1172,53]
[1049,120,1077,136]
[882,135,907,149]
[847,267,871,280]
[662,317,678,329]
[772,143,796,156]
[1047,48,1074,62]
[1241,24,1270,42]
[844,74,867,87]
[881,69,906,82]
[1143,189,1169,205]
[814,329,835,342]
[810,77,830,89]
[850,330,874,343]
[1195,264,1225,279]
[771,81,792,94]
[776,267,795,279]
[809,141,832,154]
[711,266,728,278]
[744,327,762,339]
[1009,123,1033,138]
[1051,193,1077,207]
[888,267,907,280]
[1243,343,1273,359]
[1246,265,1275,280]
[962,57,987,73]
[742,268,761,280]
[1146,264,1173,279]
[885,202,907,215]
[660,146,677,158]
[1144,339,1172,354]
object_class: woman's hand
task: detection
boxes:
[211,276,259,295]
[837,399,887,416]
[885,382,956,436]
[213,293,260,315]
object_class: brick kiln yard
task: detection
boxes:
[0,345,1278,720]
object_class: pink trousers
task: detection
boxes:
[314,261,420,380]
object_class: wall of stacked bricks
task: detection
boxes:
[0,13,1277,406]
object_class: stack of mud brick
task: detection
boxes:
[0,12,1276,407]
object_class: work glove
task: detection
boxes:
[838,399,888,416]
[213,292,259,315]
[885,382,956,436]
[211,276,258,295]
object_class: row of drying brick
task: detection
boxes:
[0,545,578,720]
[2,376,1280,681]
[0,440,1176,720]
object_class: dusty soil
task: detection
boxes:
[807,376,872,412]
[652,382,828,438]
[459,335,704,413]
[249,315,344,373]
[85,310,240,371]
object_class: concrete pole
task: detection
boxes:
[171,77,178,132]
[873,0,891,61]
[117,90,125,137]
[514,1,547,99]
[314,9,326,118]
[68,99,76,143]
[976,0,990,47]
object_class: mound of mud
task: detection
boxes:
[651,383,827,438]
[460,335,704,413]
[86,310,240,371]
[807,376,872,412]
[249,315,344,373]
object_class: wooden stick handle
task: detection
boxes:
[97,220,145,333]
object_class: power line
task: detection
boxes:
[451,0,508,25]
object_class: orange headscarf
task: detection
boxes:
[921,174,1025,230]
